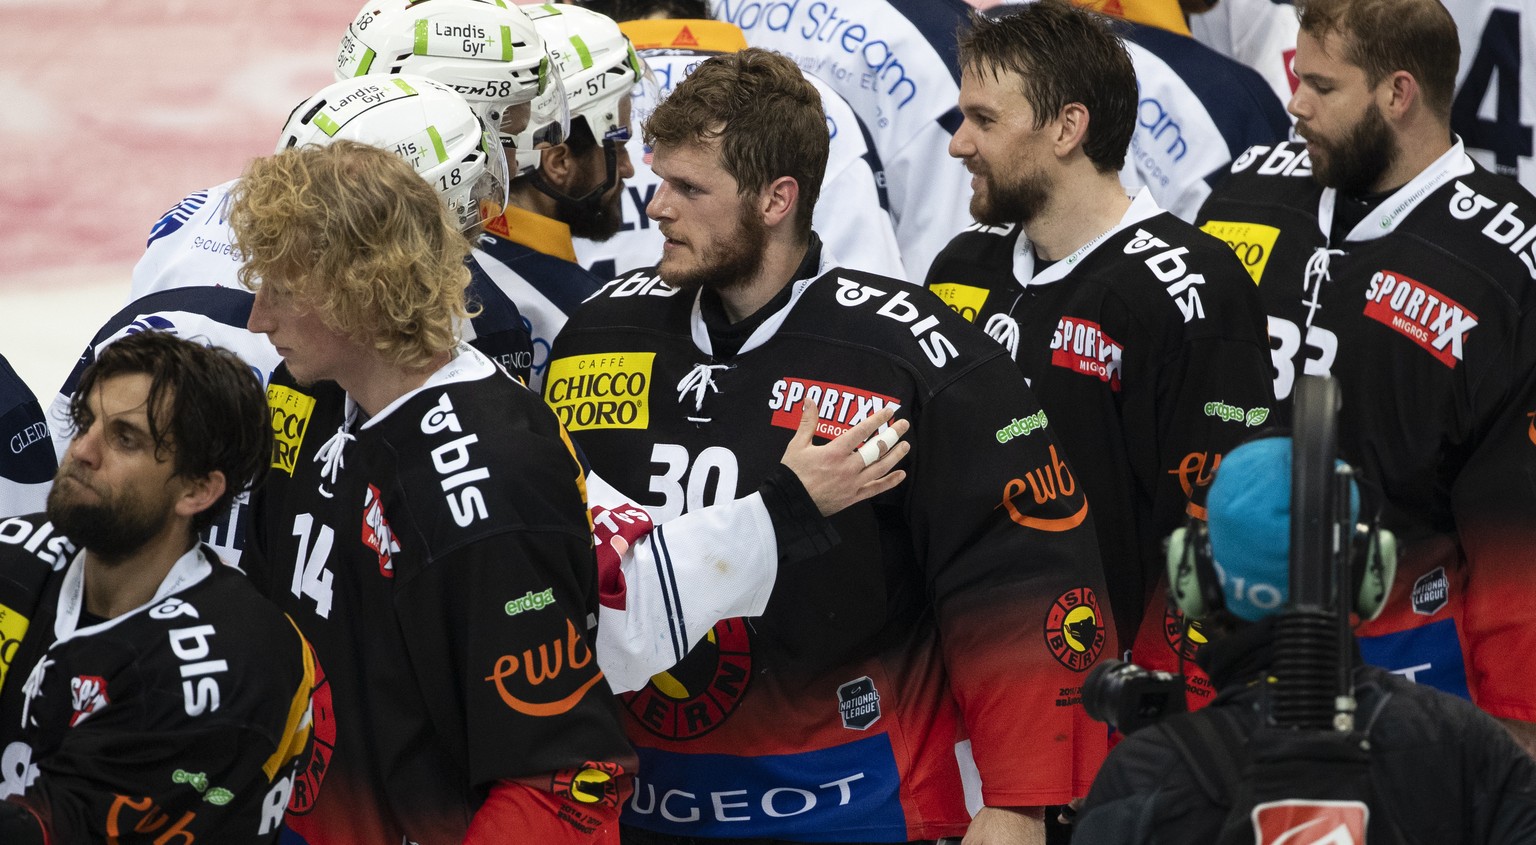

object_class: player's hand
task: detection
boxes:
[779,403,909,517]
[962,805,1045,845]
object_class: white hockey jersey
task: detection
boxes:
[715,0,977,280]
[573,18,905,282]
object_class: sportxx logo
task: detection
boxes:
[624,618,751,740]
[1044,587,1106,671]
[545,353,654,432]
[1362,270,1478,367]
[484,618,606,717]
[998,444,1089,532]
[1050,316,1123,390]
[1253,799,1367,845]
[929,283,990,323]
[361,484,400,578]
[767,378,900,440]
[69,675,108,727]
[1200,220,1280,285]
[1169,451,1221,520]
[267,385,316,476]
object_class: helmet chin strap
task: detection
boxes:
[526,140,620,224]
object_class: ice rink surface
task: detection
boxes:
[0,0,358,401]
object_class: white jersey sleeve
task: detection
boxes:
[129,179,245,301]
[1186,0,1300,107]
[586,470,778,693]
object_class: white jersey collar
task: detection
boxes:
[53,544,215,642]
[688,245,836,359]
[1316,138,1474,243]
[1012,188,1163,288]
[361,342,497,430]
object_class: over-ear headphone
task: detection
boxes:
[1164,431,1398,623]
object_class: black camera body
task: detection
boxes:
[1081,658,1188,735]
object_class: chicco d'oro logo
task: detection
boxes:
[1044,588,1106,671]
[623,618,751,740]
[930,283,990,323]
[267,385,316,476]
[1412,566,1450,616]
[544,353,654,432]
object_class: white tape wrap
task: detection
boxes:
[856,426,902,468]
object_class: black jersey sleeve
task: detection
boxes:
[908,350,1112,806]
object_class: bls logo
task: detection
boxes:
[1044,588,1106,671]
[624,619,752,740]
[1253,799,1367,845]
[999,445,1089,532]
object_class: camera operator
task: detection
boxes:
[1074,435,1536,843]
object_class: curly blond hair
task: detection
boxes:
[230,140,476,370]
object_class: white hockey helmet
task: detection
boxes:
[512,3,653,175]
[276,74,508,231]
[334,0,567,146]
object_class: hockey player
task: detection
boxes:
[0,331,313,844]
[1195,0,1536,754]
[571,5,906,282]
[0,355,55,517]
[231,139,630,844]
[927,1,1273,705]
[229,139,911,843]
[472,3,644,389]
[550,48,1111,844]
[715,0,974,280]
[128,0,543,380]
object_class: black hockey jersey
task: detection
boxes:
[0,515,312,844]
[926,190,1274,702]
[550,257,1112,840]
[1197,140,1536,721]
[245,344,635,845]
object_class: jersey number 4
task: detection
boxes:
[289,514,336,619]
[1452,9,1533,173]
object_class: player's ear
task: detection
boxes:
[175,470,227,522]
[1055,102,1091,160]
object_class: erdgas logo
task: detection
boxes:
[505,589,555,616]
[995,410,1048,444]
[1204,401,1269,427]
[545,353,654,431]
[1362,270,1478,367]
